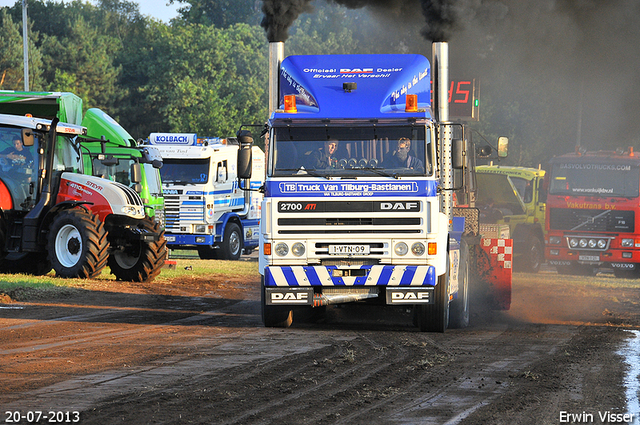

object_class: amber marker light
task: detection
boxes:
[264,243,272,256]
[405,94,418,112]
[428,242,437,256]
[284,95,297,113]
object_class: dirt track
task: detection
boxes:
[1,264,639,425]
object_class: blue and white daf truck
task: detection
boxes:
[148,133,264,260]
[237,42,512,332]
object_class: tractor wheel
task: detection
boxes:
[108,217,167,282]
[220,222,242,260]
[449,240,470,329]
[47,208,109,279]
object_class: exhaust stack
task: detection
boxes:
[432,42,453,223]
[269,42,284,116]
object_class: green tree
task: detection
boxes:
[0,9,44,90]
[118,22,268,139]
[39,16,122,111]
[171,0,262,27]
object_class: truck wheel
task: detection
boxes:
[449,240,470,329]
[0,253,52,275]
[522,236,544,273]
[261,276,293,327]
[108,217,167,282]
[220,222,242,260]
[47,208,109,279]
[415,268,449,333]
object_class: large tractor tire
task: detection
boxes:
[449,240,470,329]
[108,217,167,282]
[47,208,109,279]
[220,222,242,260]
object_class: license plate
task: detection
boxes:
[165,236,176,242]
[329,245,370,255]
[579,255,599,262]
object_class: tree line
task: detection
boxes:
[0,0,621,166]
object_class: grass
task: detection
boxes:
[0,258,259,301]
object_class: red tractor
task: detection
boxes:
[0,113,166,281]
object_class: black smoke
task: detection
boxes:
[261,0,459,42]
[261,0,314,42]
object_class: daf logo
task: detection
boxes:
[271,292,309,301]
[380,202,420,211]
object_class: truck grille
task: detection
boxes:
[164,195,204,232]
[549,208,634,232]
[277,217,420,234]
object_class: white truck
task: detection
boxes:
[235,42,513,332]
[147,133,264,260]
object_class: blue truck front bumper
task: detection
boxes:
[264,264,436,287]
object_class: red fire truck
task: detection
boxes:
[545,148,640,277]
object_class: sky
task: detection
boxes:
[0,0,181,22]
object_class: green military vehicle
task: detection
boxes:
[476,165,547,272]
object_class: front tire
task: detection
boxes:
[522,236,544,273]
[261,276,293,328]
[108,217,167,282]
[220,222,242,260]
[415,267,449,333]
[449,240,470,329]
[47,208,109,279]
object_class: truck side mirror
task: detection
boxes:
[237,130,253,179]
[452,138,466,169]
[131,163,142,184]
[497,137,508,158]
[22,128,34,147]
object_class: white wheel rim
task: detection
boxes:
[229,231,240,256]
[55,224,82,268]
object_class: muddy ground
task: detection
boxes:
[1,262,639,425]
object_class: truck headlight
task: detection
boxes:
[394,242,408,256]
[549,236,561,245]
[622,238,634,247]
[275,242,289,256]
[291,242,305,257]
[411,242,425,256]
[597,239,607,249]
[195,225,207,233]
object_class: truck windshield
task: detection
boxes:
[270,125,431,177]
[549,161,640,197]
[160,158,209,185]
